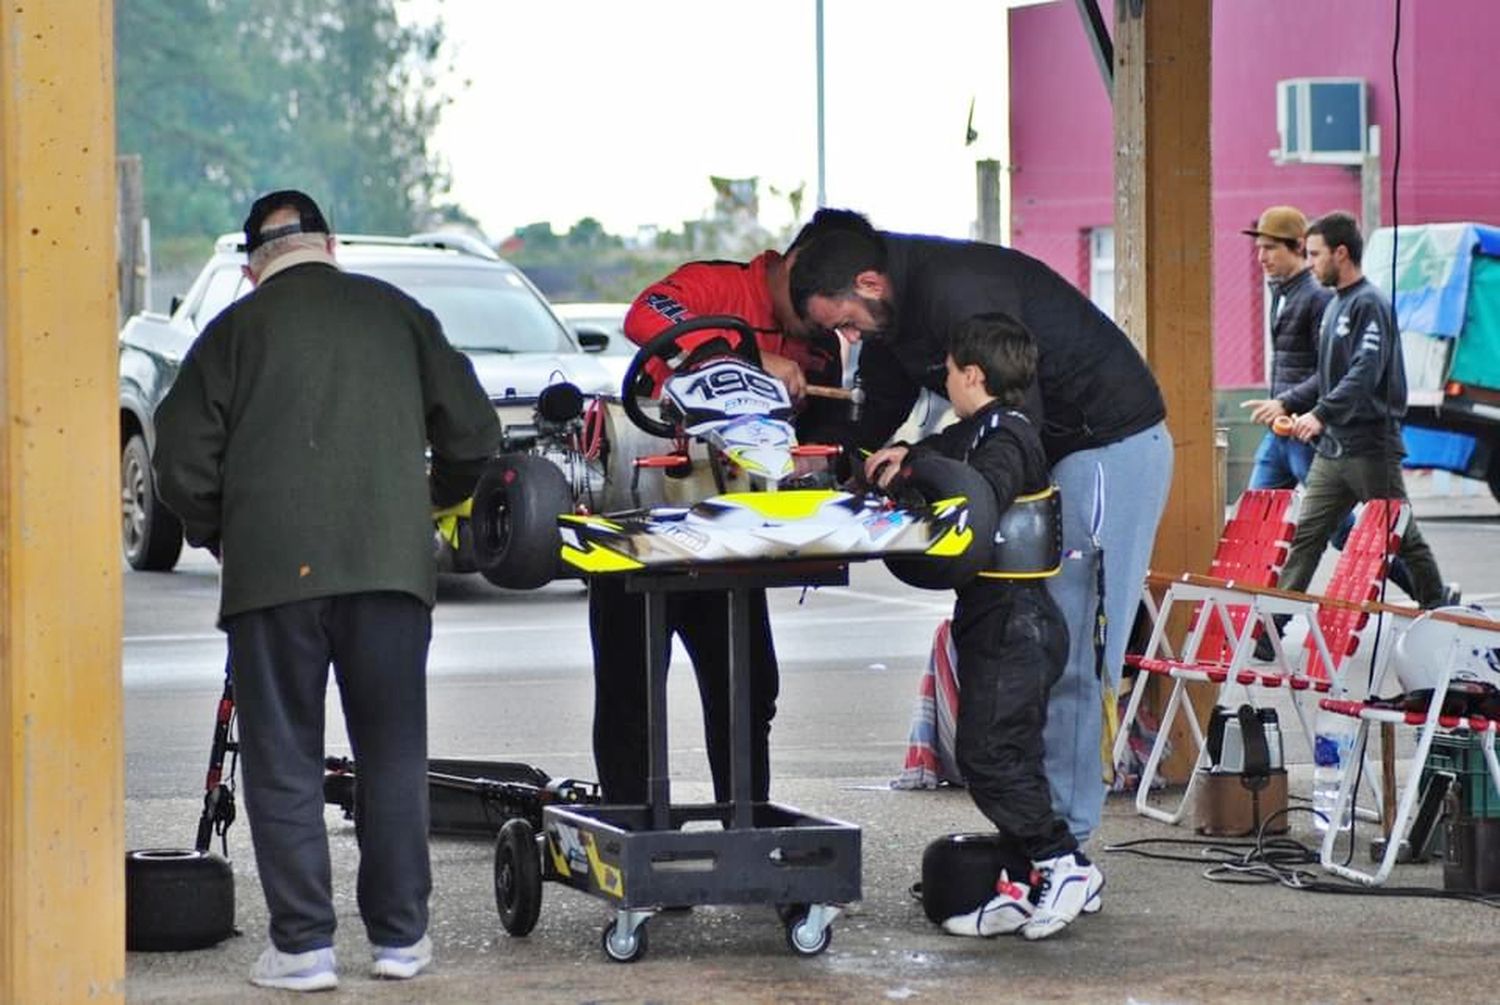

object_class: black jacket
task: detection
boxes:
[154,262,502,618]
[1268,268,1331,397]
[1280,277,1407,456]
[849,234,1166,463]
[912,401,1049,516]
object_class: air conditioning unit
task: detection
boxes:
[1275,77,1368,165]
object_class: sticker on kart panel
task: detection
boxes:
[666,360,791,416]
[861,509,908,541]
[582,832,624,898]
[648,522,709,552]
[548,821,590,878]
[545,822,622,896]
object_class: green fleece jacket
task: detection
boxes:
[153,261,501,619]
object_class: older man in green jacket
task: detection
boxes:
[154,190,500,991]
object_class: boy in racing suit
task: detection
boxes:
[590,250,842,805]
[865,313,1101,941]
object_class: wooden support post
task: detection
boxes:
[1113,1,1217,783]
[0,3,125,1001]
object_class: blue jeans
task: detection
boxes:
[1044,421,1174,843]
[1248,430,1313,490]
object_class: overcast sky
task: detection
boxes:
[404,0,1024,241]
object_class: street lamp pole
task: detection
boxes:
[816,0,826,208]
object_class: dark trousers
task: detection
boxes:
[588,577,779,804]
[226,592,432,953]
[952,581,1077,863]
[1278,450,1445,607]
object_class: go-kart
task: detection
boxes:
[558,315,999,583]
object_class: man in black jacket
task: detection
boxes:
[1246,211,1446,607]
[1239,206,1330,488]
[155,190,501,991]
[789,210,1173,851]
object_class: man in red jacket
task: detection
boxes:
[589,247,843,806]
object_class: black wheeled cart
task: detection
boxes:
[543,561,861,963]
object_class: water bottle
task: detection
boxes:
[1312,709,1358,832]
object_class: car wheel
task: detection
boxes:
[122,433,184,571]
[125,848,235,951]
[1488,452,1500,505]
[883,453,1000,590]
[471,454,572,590]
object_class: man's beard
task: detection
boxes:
[860,293,895,336]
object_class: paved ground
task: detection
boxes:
[124,489,1500,1003]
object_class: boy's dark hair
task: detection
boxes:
[787,209,885,317]
[949,312,1037,407]
[1307,211,1364,266]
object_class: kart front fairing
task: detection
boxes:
[558,489,976,574]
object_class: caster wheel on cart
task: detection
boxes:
[601,919,649,963]
[784,909,833,957]
[494,818,543,937]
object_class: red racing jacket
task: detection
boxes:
[622,252,841,397]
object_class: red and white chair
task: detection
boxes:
[1121,498,1407,824]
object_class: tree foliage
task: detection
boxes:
[117,0,455,252]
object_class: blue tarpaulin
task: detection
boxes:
[1366,223,1500,339]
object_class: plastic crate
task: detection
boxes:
[1423,733,1500,820]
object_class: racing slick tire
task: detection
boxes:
[125,848,235,951]
[122,433,184,571]
[472,453,572,590]
[494,818,544,936]
[883,453,999,590]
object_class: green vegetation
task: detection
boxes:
[117,0,455,267]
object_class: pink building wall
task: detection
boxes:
[1008,0,1500,388]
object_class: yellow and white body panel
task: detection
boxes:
[559,488,977,574]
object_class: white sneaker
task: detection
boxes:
[371,933,432,979]
[1081,864,1105,914]
[941,871,1034,937]
[248,944,338,992]
[1023,853,1101,941]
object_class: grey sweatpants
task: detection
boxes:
[227,591,433,953]
[1044,421,1174,842]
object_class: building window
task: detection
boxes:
[1088,226,1115,319]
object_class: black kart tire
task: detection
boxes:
[883,453,999,590]
[494,818,543,937]
[1488,454,1500,506]
[125,848,234,952]
[122,434,184,571]
[471,454,572,590]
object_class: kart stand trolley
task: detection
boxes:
[543,560,861,962]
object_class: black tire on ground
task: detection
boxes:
[122,434,184,571]
[494,818,543,936]
[471,454,573,590]
[125,848,234,952]
[1488,453,1500,505]
[883,453,1000,590]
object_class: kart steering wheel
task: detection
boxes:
[620,315,765,439]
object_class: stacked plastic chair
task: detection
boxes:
[1319,603,1500,885]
